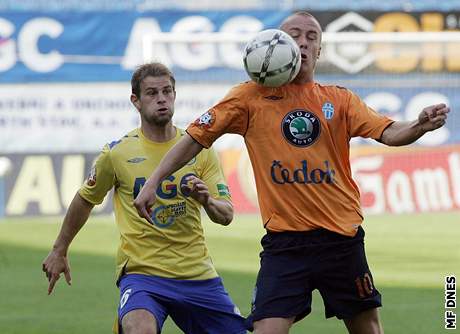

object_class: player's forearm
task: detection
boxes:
[146,134,203,188]
[380,120,426,146]
[52,193,94,255]
[203,198,234,226]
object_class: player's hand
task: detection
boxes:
[418,103,450,132]
[133,181,156,224]
[181,175,210,206]
[42,250,72,295]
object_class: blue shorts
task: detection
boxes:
[246,227,382,329]
[118,274,246,334]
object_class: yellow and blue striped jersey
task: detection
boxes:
[79,128,231,281]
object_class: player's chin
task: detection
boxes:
[150,115,173,127]
[299,61,311,73]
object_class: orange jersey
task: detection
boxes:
[187,81,393,236]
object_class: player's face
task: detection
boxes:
[133,75,176,127]
[281,15,322,78]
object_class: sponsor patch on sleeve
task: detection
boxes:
[217,183,230,196]
[194,110,215,128]
[86,165,97,186]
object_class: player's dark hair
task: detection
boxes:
[131,62,176,98]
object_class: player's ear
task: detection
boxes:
[130,94,141,111]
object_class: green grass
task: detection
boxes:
[0,212,459,333]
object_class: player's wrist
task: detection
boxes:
[419,121,430,134]
[52,244,68,256]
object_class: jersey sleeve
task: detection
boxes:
[186,84,249,148]
[199,148,231,202]
[346,90,394,140]
[79,144,116,205]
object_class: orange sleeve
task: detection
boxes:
[346,90,394,140]
[187,84,249,148]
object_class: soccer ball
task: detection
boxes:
[243,29,301,87]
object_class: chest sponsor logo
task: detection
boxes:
[133,174,197,200]
[281,109,321,147]
[151,201,186,228]
[271,160,336,185]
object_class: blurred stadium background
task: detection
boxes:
[0,0,459,333]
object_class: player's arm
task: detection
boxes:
[42,143,115,295]
[203,198,233,226]
[134,133,203,223]
[380,103,450,146]
[135,85,250,222]
[42,193,94,295]
[182,175,233,226]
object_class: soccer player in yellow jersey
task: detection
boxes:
[42,63,246,334]
[134,12,451,334]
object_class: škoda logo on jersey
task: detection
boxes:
[281,109,320,147]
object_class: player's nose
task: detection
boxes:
[157,92,167,103]
[296,35,308,49]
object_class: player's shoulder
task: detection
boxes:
[103,128,141,153]
[314,82,353,101]
[316,82,350,93]
[228,81,266,97]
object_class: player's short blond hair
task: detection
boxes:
[131,62,176,98]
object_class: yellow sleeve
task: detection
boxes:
[199,148,231,202]
[79,144,116,205]
[346,90,394,140]
[186,84,249,148]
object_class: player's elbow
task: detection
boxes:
[215,209,233,226]
[217,206,234,226]
[207,199,234,225]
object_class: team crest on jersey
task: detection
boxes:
[86,165,97,186]
[194,110,215,128]
[322,102,335,120]
[281,109,321,147]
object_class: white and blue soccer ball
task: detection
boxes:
[243,29,301,87]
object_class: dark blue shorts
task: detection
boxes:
[246,227,381,329]
[118,274,246,334]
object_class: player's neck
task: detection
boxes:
[141,122,176,143]
[291,71,314,85]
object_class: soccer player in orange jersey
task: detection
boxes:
[134,12,450,334]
